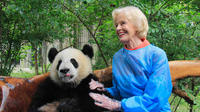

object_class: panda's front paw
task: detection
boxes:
[38,101,60,112]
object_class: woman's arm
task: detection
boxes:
[121,50,172,111]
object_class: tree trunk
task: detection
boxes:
[33,45,39,75]
[42,41,48,73]
[39,47,43,73]
[59,39,63,50]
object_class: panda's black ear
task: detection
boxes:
[81,44,94,59]
[48,48,58,63]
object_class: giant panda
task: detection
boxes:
[28,44,111,112]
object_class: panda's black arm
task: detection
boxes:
[70,73,112,112]
[28,77,70,112]
[77,73,113,98]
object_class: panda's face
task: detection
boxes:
[56,57,79,83]
[48,45,93,86]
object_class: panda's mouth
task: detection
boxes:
[59,73,74,80]
[58,68,74,80]
[65,73,74,79]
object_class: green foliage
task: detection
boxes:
[63,0,199,68]
[1,0,199,72]
[147,0,200,60]
[177,77,200,109]
[169,93,200,112]
[11,72,35,78]
[0,0,68,75]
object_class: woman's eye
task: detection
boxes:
[121,21,126,25]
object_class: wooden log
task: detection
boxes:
[0,73,49,112]
[169,60,200,81]
[94,60,200,83]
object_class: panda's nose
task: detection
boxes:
[60,68,69,74]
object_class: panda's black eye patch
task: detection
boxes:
[70,58,78,68]
[57,60,62,70]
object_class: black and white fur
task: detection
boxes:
[28,44,111,112]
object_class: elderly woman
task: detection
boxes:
[89,6,172,112]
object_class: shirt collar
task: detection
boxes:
[124,38,150,50]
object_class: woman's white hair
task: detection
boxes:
[112,6,149,38]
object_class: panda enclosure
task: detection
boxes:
[1,0,200,111]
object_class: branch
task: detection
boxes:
[4,21,17,68]
[149,0,170,21]
[172,87,194,105]
[63,5,109,66]
[93,8,104,37]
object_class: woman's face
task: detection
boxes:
[114,14,137,44]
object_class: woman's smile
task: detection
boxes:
[118,31,127,38]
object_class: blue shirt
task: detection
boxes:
[107,44,172,112]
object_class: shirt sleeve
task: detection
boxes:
[106,78,121,100]
[121,50,173,112]
[106,53,122,100]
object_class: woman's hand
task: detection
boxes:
[89,79,105,91]
[89,93,121,111]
